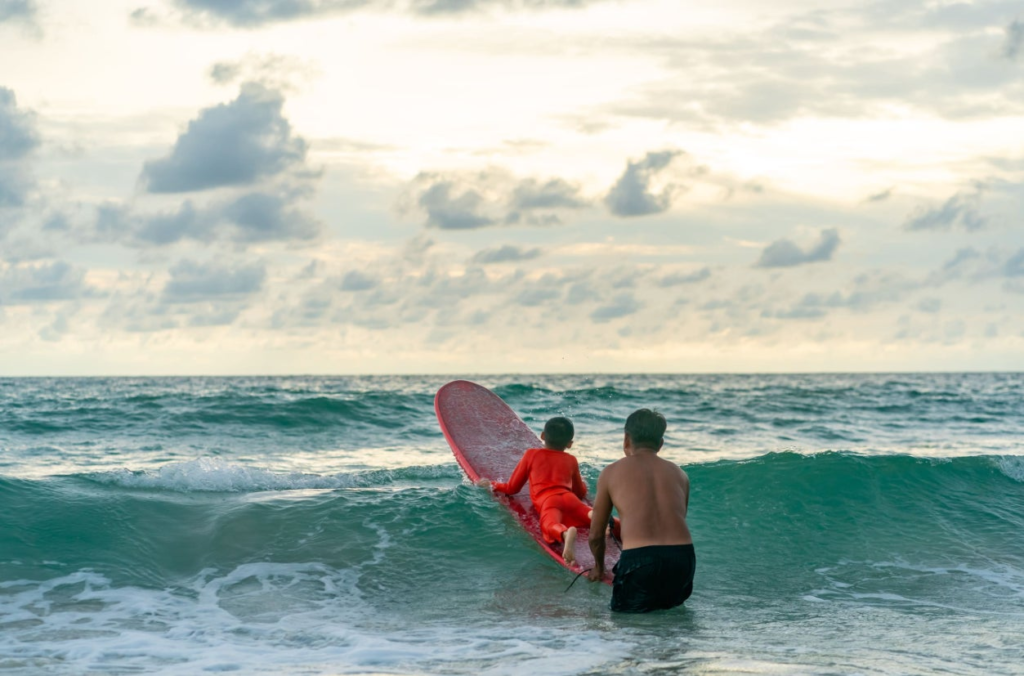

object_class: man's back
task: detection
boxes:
[587,408,696,612]
[604,452,692,550]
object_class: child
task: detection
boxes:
[484,416,593,564]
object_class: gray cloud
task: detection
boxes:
[0,261,93,305]
[792,272,918,313]
[755,228,841,268]
[565,279,598,305]
[93,185,320,246]
[470,244,541,264]
[135,201,207,244]
[207,53,320,91]
[221,189,319,242]
[141,82,308,193]
[408,171,587,230]
[417,179,495,230]
[1004,19,1023,60]
[1004,248,1024,277]
[590,293,641,322]
[903,189,986,232]
[340,270,377,291]
[516,287,560,307]
[925,247,983,285]
[209,61,242,84]
[0,87,40,210]
[162,259,267,303]
[171,0,604,27]
[658,267,710,287]
[604,150,681,217]
[865,187,894,203]
[761,305,827,321]
[0,88,39,159]
[0,0,36,24]
[509,178,587,211]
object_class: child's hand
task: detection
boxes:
[587,566,604,582]
[475,479,492,489]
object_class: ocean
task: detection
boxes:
[1,373,1022,675]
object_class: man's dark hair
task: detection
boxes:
[543,416,574,450]
[624,408,666,449]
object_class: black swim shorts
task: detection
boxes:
[611,544,695,613]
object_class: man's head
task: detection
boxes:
[624,408,666,452]
[542,416,575,450]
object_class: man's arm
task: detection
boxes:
[587,469,613,581]
[491,449,533,495]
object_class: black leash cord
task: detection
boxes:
[564,568,592,593]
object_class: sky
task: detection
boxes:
[0,0,1022,375]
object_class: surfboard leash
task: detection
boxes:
[564,568,592,593]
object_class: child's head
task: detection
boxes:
[542,416,575,450]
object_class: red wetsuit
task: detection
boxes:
[491,447,592,544]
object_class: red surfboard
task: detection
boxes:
[435,379,620,583]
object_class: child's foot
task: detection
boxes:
[562,527,577,564]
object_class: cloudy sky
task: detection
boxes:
[1,0,1022,375]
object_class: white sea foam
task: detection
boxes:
[0,559,628,676]
[996,456,1024,483]
[89,458,363,493]
[811,557,1024,614]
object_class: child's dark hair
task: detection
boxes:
[543,416,574,450]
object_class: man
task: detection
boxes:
[587,408,695,613]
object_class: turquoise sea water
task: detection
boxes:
[1,373,1022,675]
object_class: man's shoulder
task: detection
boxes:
[600,457,629,476]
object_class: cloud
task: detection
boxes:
[220,189,319,242]
[0,0,36,25]
[903,189,986,232]
[1004,248,1024,277]
[924,247,983,285]
[340,270,377,291]
[92,184,320,246]
[865,187,894,203]
[611,7,1024,128]
[0,261,93,304]
[604,150,682,217]
[407,170,586,230]
[508,178,588,211]
[1004,19,1023,60]
[755,228,841,268]
[141,82,308,193]
[590,293,641,322]
[416,178,496,230]
[170,0,605,27]
[162,259,266,303]
[516,286,560,307]
[791,272,918,313]
[0,87,40,210]
[0,88,38,159]
[658,267,710,287]
[470,244,541,264]
[207,53,320,91]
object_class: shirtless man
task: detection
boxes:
[587,408,695,613]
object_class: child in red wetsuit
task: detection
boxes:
[487,417,593,564]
